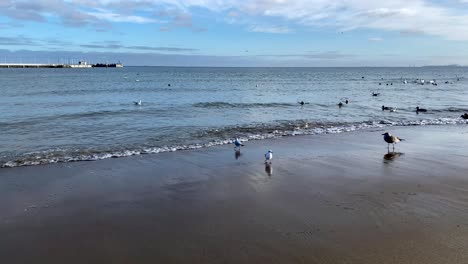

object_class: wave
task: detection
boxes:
[193,102,297,109]
[430,107,468,113]
[1,117,466,168]
[0,108,171,130]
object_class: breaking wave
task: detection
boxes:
[1,117,466,168]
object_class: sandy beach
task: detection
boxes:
[1,125,468,264]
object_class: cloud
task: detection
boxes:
[399,29,425,35]
[126,46,198,52]
[86,9,158,23]
[0,36,39,46]
[133,0,468,40]
[0,36,197,54]
[78,41,197,52]
[256,51,354,60]
[368,37,383,42]
[1,1,468,41]
[248,25,291,33]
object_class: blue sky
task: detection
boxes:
[1,0,468,66]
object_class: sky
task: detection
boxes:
[1,0,468,66]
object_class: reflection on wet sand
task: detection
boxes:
[265,163,273,176]
[383,152,404,162]
[235,150,241,160]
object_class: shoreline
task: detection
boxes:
[1,125,468,263]
[2,121,467,168]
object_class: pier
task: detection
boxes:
[0,61,123,68]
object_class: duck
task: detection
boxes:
[416,106,427,112]
[382,105,395,111]
[461,113,468,119]
[134,100,142,106]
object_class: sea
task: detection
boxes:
[1,67,467,168]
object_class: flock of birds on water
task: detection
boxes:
[234,75,467,166]
[130,75,467,167]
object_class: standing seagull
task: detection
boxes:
[265,150,273,163]
[234,138,244,150]
[382,132,404,153]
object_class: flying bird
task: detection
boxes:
[382,132,404,152]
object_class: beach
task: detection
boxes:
[1,124,467,263]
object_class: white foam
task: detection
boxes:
[1,118,466,168]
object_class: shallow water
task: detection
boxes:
[0,66,467,167]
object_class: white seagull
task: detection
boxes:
[382,132,404,152]
[265,150,273,163]
[234,138,244,149]
[134,100,142,106]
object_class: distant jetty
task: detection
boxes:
[0,61,123,68]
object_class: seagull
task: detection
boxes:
[382,132,404,152]
[234,138,244,150]
[134,100,142,106]
[265,150,273,163]
[416,106,427,112]
[403,80,408,84]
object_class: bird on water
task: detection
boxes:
[382,105,396,111]
[382,132,404,153]
[416,106,427,112]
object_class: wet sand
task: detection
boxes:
[1,125,468,264]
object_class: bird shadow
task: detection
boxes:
[383,152,404,162]
[234,150,241,160]
[265,163,273,176]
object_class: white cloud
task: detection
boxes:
[368,37,383,42]
[3,1,468,40]
[148,0,468,40]
[86,9,158,23]
[248,25,291,33]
